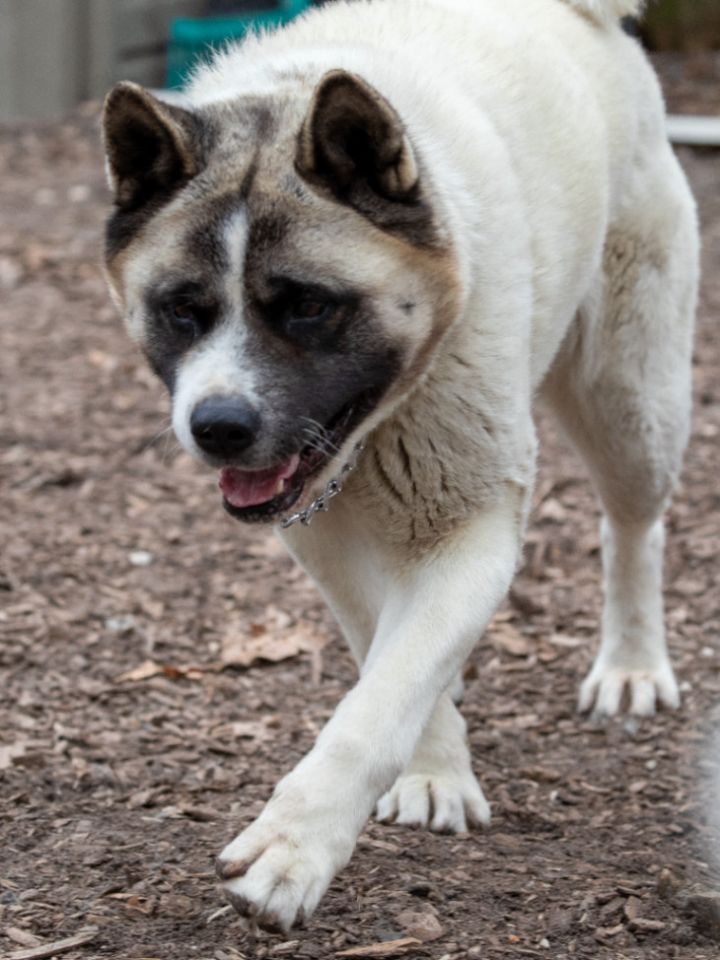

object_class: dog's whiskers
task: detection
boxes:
[300,417,341,456]
[138,421,177,461]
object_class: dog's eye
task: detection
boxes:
[259,280,348,343]
[164,301,202,339]
[290,299,333,323]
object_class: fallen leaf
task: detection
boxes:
[221,613,327,668]
[161,665,186,681]
[125,895,156,915]
[113,660,218,683]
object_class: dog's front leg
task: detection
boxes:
[217,496,522,932]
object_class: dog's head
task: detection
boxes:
[102,72,463,522]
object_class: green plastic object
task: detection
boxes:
[167,1,312,89]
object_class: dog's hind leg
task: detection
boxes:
[375,692,490,832]
[542,151,698,717]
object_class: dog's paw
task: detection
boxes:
[578,654,680,717]
[375,769,490,833]
[216,811,345,933]
[215,762,363,934]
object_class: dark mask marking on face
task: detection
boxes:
[142,278,223,391]
[238,283,403,458]
[220,322,403,522]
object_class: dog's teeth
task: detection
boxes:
[276,478,286,495]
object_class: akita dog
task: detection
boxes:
[101,0,698,933]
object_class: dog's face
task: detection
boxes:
[102,72,463,522]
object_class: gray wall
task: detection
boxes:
[0,0,207,121]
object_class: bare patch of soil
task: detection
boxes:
[1,64,720,960]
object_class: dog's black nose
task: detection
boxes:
[190,396,261,459]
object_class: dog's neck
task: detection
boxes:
[280,440,367,529]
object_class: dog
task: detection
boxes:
[101,0,699,933]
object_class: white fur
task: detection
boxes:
[174,0,699,931]
[222,209,250,310]
[564,0,645,23]
[172,325,255,458]
[578,518,679,716]
[222,499,521,929]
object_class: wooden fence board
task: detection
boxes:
[118,0,207,51]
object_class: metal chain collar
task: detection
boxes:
[280,440,366,529]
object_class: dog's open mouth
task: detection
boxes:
[218,399,369,524]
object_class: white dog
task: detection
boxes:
[101,0,698,932]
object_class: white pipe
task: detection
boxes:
[667,114,720,147]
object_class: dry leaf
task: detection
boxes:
[336,939,423,958]
[221,613,327,669]
[124,895,156,915]
[113,660,218,684]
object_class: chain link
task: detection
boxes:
[280,440,366,529]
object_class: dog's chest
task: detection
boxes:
[346,386,516,547]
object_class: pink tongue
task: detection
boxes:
[219,455,300,509]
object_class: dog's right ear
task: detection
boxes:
[102,82,200,210]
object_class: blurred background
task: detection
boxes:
[0,0,321,121]
[1,0,719,121]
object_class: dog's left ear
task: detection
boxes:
[296,70,420,205]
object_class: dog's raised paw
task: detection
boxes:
[578,657,680,717]
[215,785,358,933]
[375,771,490,833]
[217,825,329,932]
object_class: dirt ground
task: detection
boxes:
[1,54,720,960]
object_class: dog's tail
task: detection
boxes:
[561,0,645,24]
